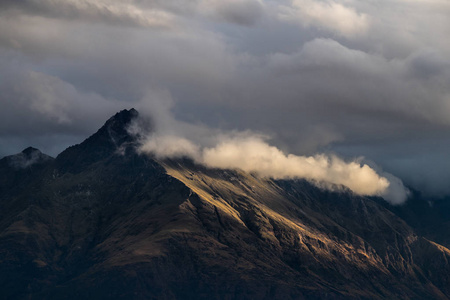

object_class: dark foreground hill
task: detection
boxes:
[0,109,449,299]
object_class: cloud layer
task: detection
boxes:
[1,0,450,198]
[279,0,369,37]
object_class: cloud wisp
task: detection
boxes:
[138,132,408,205]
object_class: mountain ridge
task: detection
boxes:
[0,109,449,299]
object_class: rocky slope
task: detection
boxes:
[0,109,449,299]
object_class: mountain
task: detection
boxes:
[1,109,449,299]
[378,192,450,250]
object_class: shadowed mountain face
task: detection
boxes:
[1,109,449,299]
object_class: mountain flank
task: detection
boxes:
[0,109,449,299]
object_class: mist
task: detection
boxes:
[134,106,408,205]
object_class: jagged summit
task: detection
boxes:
[102,108,139,136]
[59,108,141,152]
[55,108,143,172]
[110,108,138,121]
[88,108,140,147]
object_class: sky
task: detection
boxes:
[1,0,450,199]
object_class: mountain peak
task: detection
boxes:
[79,108,140,149]
[21,146,41,156]
[104,108,138,129]
[55,108,143,171]
[95,108,139,147]
[3,147,53,169]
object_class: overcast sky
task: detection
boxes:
[1,0,450,197]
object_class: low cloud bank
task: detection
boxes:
[138,133,409,205]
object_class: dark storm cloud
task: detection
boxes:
[1,0,450,197]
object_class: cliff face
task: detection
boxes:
[0,109,449,299]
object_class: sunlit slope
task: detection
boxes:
[162,159,450,299]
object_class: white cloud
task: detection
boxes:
[202,136,407,203]
[140,135,201,160]
[139,133,408,204]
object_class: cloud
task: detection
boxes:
[334,138,450,197]
[0,69,122,135]
[0,0,267,29]
[279,0,369,37]
[0,0,174,28]
[263,38,450,127]
[132,91,409,204]
[0,0,450,198]
[138,131,408,204]
[202,137,392,196]
[140,135,201,160]
[200,0,265,26]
